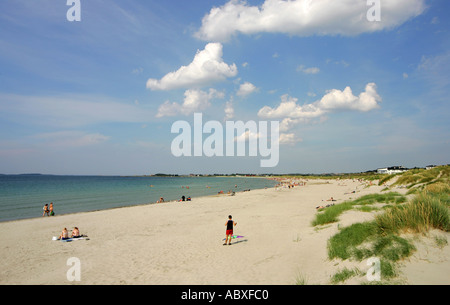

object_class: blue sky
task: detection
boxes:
[0,0,449,175]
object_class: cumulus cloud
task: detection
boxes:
[317,83,381,112]
[237,81,258,97]
[258,94,325,120]
[146,43,238,91]
[258,83,381,121]
[195,0,426,42]
[156,88,225,118]
[258,83,381,145]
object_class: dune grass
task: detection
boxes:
[376,191,450,234]
[330,260,398,284]
[327,189,448,261]
[392,165,449,190]
[312,192,406,226]
[312,201,354,226]
[378,174,399,186]
[331,267,362,284]
[324,167,449,284]
[328,222,379,260]
[304,166,450,284]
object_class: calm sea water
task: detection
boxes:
[0,175,277,222]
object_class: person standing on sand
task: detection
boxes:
[224,215,237,245]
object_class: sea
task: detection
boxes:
[0,175,277,222]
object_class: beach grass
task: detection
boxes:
[331,267,362,284]
[328,222,379,260]
[330,259,398,284]
[376,191,450,234]
[392,165,449,190]
[434,235,448,249]
[324,166,449,284]
[312,192,406,226]
[312,201,354,226]
[294,273,309,285]
[378,173,399,186]
[327,190,448,260]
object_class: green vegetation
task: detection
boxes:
[312,192,406,226]
[294,273,308,285]
[376,192,450,234]
[331,267,362,284]
[378,173,399,186]
[391,165,450,190]
[434,235,448,249]
[328,222,379,260]
[315,165,450,284]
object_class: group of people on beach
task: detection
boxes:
[42,202,55,217]
[45,197,237,245]
[316,197,337,210]
[157,195,192,203]
[274,178,307,190]
[57,227,83,240]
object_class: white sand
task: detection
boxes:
[0,178,448,285]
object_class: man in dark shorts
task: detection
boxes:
[224,215,237,245]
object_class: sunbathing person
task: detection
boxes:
[71,227,81,238]
[58,228,69,240]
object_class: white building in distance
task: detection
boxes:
[377,166,409,175]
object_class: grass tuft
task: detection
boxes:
[376,191,450,234]
[313,192,406,226]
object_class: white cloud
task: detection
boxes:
[224,98,235,120]
[156,88,225,118]
[297,65,320,74]
[235,129,260,143]
[317,83,381,112]
[237,82,258,97]
[258,94,325,120]
[195,0,426,42]
[258,83,381,146]
[146,43,238,91]
[259,83,381,120]
[279,133,302,145]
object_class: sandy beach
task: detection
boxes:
[0,178,448,285]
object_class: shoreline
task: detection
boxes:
[0,175,277,224]
[0,177,448,285]
[0,188,269,225]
